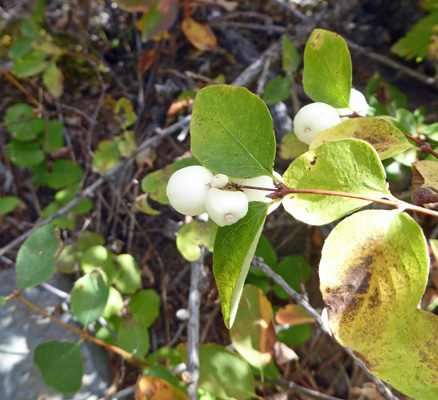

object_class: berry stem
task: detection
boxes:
[404,133,438,160]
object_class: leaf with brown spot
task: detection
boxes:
[412,160,438,204]
[309,117,412,160]
[135,376,189,400]
[319,210,428,354]
[230,284,277,369]
[275,304,315,326]
[181,17,217,52]
[361,309,438,399]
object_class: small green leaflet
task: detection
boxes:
[303,29,352,108]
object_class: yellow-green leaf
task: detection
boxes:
[309,117,412,160]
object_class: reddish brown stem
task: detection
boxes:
[404,133,438,160]
[10,291,150,368]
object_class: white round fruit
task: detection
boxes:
[166,165,213,216]
[293,102,341,145]
[206,188,248,227]
[336,88,370,118]
[230,172,282,202]
[211,174,229,189]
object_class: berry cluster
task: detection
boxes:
[293,88,369,145]
[166,165,279,227]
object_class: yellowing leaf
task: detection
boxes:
[275,305,315,326]
[43,62,64,98]
[319,210,428,353]
[136,376,189,400]
[230,284,277,369]
[412,160,438,204]
[181,17,217,52]
[309,117,412,160]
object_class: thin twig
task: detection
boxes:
[10,291,150,368]
[185,248,205,400]
[252,259,399,400]
[261,376,344,400]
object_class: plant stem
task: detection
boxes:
[10,291,150,368]
[403,133,438,160]
[234,183,438,218]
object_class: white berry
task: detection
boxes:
[293,102,341,145]
[230,175,276,202]
[166,165,213,216]
[206,188,248,227]
[336,88,369,118]
[211,174,229,189]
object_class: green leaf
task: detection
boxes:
[214,202,269,328]
[0,196,21,215]
[10,36,33,60]
[178,343,255,400]
[262,76,292,105]
[141,158,200,204]
[191,85,276,178]
[71,270,110,326]
[101,287,124,318]
[43,62,64,98]
[273,256,310,299]
[16,225,60,288]
[230,284,277,369]
[117,318,150,358]
[277,324,311,347]
[309,117,413,160]
[118,130,137,157]
[113,254,141,294]
[92,140,120,174]
[282,139,390,225]
[115,97,137,129]
[319,210,429,353]
[255,234,277,269]
[391,11,438,61]
[7,140,45,167]
[128,289,160,328]
[47,159,84,189]
[146,346,183,370]
[176,220,217,261]
[40,201,74,229]
[4,104,45,141]
[34,340,83,394]
[282,35,300,73]
[12,51,48,77]
[303,29,352,108]
[77,231,105,253]
[0,296,8,306]
[32,40,64,56]
[279,131,308,160]
[81,246,117,282]
[39,120,65,152]
[362,309,438,400]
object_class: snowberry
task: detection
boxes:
[336,88,369,118]
[166,165,213,216]
[205,188,248,227]
[230,172,281,202]
[211,174,229,189]
[293,102,341,145]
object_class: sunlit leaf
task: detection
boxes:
[275,305,315,325]
[303,29,351,108]
[176,220,217,261]
[309,117,412,160]
[230,284,277,369]
[319,210,428,353]
[178,343,255,400]
[113,254,141,294]
[71,270,110,326]
[191,85,276,179]
[282,139,390,225]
